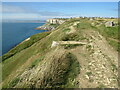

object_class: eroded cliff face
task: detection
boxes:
[46,19,65,24]
[35,19,66,31]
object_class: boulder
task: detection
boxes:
[105,21,115,27]
[51,41,59,48]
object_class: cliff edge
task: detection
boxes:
[35,19,66,31]
[2,17,119,88]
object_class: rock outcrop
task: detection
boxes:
[35,19,66,31]
[105,21,115,27]
[35,24,55,31]
[46,19,65,24]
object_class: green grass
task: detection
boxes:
[108,39,120,52]
[2,22,68,87]
[97,25,118,39]
[45,52,80,88]
[8,77,20,87]
[111,63,117,72]
[29,56,45,68]
[64,53,80,88]
[2,31,51,61]
[63,28,71,32]
[97,84,106,88]
[2,18,118,88]
[86,72,92,76]
[61,33,80,41]
[49,23,59,27]
[76,21,92,30]
[93,23,119,52]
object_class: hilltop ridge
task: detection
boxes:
[2,17,119,88]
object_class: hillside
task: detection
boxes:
[2,18,119,88]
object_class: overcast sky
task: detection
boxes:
[1,2,118,20]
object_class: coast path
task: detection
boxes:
[68,21,79,34]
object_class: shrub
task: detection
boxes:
[29,56,45,68]
[61,33,79,41]
[9,77,20,87]
[64,53,80,88]
[63,28,70,32]
[63,44,81,49]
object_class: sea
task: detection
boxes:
[2,22,46,55]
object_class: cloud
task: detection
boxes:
[38,11,77,17]
[1,4,78,20]
[2,5,25,13]
[38,11,63,16]
[2,4,40,20]
[2,13,40,20]
[2,4,36,13]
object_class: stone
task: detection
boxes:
[89,18,93,21]
[105,21,115,27]
[51,41,59,48]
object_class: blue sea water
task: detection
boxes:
[2,22,45,55]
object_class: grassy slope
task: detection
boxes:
[90,20,119,52]
[2,31,51,61]
[2,18,118,88]
[2,19,74,87]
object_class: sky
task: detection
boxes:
[1,0,120,2]
[1,2,118,20]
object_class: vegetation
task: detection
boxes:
[97,25,118,39]
[111,63,117,72]
[76,21,92,30]
[43,52,80,88]
[108,39,120,52]
[62,44,82,49]
[86,72,92,76]
[97,84,106,88]
[49,23,59,28]
[8,77,20,87]
[61,33,80,41]
[2,31,51,61]
[29,56,45,68]
[63,53,80,88]
[63,28,71,32]
[2,18,118,88]
[95,25,119,52]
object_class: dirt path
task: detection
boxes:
[68,22,79,34]
[69,30,118,88]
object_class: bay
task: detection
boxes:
[2,22,45,55]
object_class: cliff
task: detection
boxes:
[46,19,65,24]
[35,19,66,30]
[2,18,119,88]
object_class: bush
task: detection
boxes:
[9,77,20,87]
[64,53,80,88]
[63,28,70,32]
[63,44,81,49]
[61,33,79,41]
[29,56,45,68]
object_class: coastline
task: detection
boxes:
[2,22,46,55]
